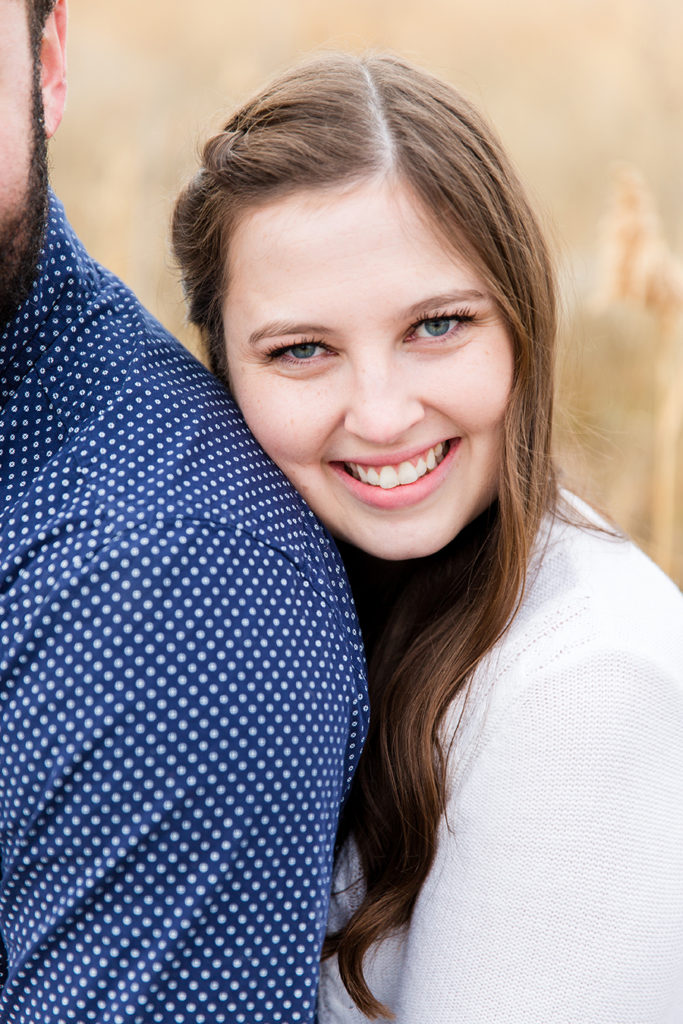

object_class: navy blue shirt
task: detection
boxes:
[0,193,368,1023]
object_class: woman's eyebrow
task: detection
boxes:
[248,320,332,346]
[403,290,487,318]
[246,290,488,346]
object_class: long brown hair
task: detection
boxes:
[172,52,558,1018]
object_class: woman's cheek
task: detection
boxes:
[242,382,317,470]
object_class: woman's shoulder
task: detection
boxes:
[519,491,683,667]
[448,494,683,777]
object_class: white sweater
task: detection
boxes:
[319,500,683,1023]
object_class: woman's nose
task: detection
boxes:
[343,362,425,445]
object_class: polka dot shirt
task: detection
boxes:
[0,193,369,1023]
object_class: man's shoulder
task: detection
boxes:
[29,324,332,579]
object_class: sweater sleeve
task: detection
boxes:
[392,646,683,1024]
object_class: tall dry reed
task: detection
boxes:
[595,165,683,576]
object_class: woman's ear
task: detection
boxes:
[40,0,68,138]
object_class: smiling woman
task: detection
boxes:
[172,53,683,1023]
[222,177,513,560]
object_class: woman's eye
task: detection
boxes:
[272,341,325,361]
[426,318,453,336]
[289,342,321,359]
[413,316,466,339]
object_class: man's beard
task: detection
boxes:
[0,66,50,331]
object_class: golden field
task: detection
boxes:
[51,0,683,585]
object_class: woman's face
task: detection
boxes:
[223,176,513,561]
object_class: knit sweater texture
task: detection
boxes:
[319,498,683,1023]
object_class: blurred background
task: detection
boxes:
[51,0,683,585]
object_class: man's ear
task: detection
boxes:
[40,0,68,138]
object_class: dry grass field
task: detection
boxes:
[51,0,683,585]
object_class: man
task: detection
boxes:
[0,2,368,1020]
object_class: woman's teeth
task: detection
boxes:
[344,441,450,489]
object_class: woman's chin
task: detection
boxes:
[329,524,455,563]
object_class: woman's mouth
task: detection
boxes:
[343,440,451,489]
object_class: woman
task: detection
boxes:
[172,53,683,1022]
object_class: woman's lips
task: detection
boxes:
[330,438,460,509]
[343,440,450,488]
